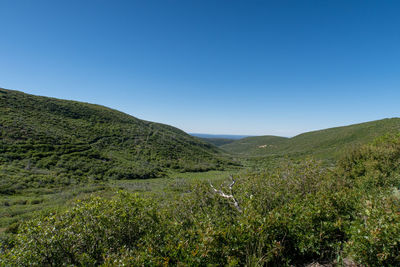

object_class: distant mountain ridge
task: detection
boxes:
[0,88,232,193]
[190,133,251,140]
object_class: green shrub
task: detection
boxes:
[346,195,400,266]
[1,192,157,266]
[3,135,400,266]
[337,134,400,190]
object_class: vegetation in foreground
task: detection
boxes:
[0,170,233,238]
[2,135,400,266]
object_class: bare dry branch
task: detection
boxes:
[210,175,242,212]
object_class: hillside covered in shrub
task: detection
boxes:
[2,134,400,266]
[0,88,234,194]
[222,118,400,161]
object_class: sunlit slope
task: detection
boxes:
[222,118,400,160]
[0,88,231,192]
[220,135,288,154]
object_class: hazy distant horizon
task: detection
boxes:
[190,133,254,140]
[2,85,398,138]
[190,116,400,139]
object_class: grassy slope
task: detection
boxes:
[222,118,400,161]
[0,88,233,194]
[220,135,289,154]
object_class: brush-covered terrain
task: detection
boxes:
[199,137,236,146]
[2,134,400,266]
[1,89,400,266]
[0,88,234,194]
[222,118,400,161]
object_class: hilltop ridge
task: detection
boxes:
[221,118,400,160]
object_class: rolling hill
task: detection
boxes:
[191,134,252,147]
[0,88,232,193]
[221,118,400,160]
[220,135,288,154]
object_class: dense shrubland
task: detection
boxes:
[2,135,400,266]
[0,88,236,195]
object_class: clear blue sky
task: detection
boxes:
[1,0,400,136]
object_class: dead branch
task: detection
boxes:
[210,175,242,212]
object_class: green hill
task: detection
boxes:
[222,118,400,160]
[220,135,288,154]
[0,88,231,194]
[199,138,236,147]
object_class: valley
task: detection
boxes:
[1,88,400,266]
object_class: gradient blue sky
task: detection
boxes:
[1,0,400,136]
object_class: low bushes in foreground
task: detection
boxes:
[2,135,400,266]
